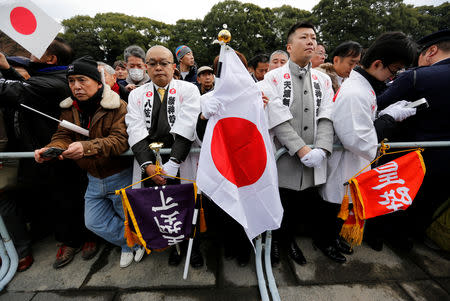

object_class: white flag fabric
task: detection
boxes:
[196,46,283,241]
[0,0,62,58]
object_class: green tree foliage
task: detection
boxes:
[60,13,172,64]
[168,19,210,66]
[415,3,450,38]
[313,0,449,53]
[271,5,315,46]
[202,0,278,64]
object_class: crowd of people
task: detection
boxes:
[0,21,448,275]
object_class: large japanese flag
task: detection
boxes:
[0,0,62,58]
[197,45,283,241]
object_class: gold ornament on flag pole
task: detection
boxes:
[218,29,231,44]
[149,142,164,166]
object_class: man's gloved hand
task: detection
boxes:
[162,159,180,178]
[379,100,416,122]
[201,93,223,119]
[300,148,326,168]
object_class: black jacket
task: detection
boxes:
[0,65,71,151]
[177,64,198,84]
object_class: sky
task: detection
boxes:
[32,0,448,24]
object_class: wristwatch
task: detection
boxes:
[140,161,153,174]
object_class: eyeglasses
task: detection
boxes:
[385,64,401,77]
[315,51,328,59]
[147,60,173,68]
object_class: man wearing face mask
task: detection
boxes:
[124,45,151,91]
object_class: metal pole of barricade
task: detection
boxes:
[0,215,18,291]
[264,230,280,301]
[255,235,270,301]
[254,148,288,301]
[1,141,450,160]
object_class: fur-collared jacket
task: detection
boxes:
[315,63,340,93]
[46,85,131,179]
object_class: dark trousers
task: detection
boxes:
[273,187,323,245]
[313,199,343,247]
[0,190,31,258]
[18,159,93,248]
[203,194,252,254]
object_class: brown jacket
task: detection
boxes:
[47,85,131,179]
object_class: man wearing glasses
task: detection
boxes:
[125,45,203,267]
[319,33,418,258]
[311,44,327,68]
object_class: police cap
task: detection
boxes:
[417,29,450,51]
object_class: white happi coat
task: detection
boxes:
[126,79,201,187]
[319,70,378,204]
[258,62,335,188]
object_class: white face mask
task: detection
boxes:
[129,68,145,82]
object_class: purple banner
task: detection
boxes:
[125,183,196,250]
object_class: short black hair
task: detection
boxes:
[287,22,316,44]
[46,37,74,66]
[332,41,362,60]
[360,32,416,69]
[248,54,269,69]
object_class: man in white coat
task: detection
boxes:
[319,32,417,253]
[125,45,203,268]
[259,22,335,265]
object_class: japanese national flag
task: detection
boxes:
[196,45,283,241]
[0,0,62,58]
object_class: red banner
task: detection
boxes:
[340,150,426,246]
[351,150,426,219]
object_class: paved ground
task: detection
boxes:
[0,235,449,301]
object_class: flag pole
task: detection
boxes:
[150,142,181,257]
[183,194,200,279]
[213,28,232,86]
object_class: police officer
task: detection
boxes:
[374,29,450,248]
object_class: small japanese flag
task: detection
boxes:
[0,0,62,58]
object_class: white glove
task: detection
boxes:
[201,93,223,119]
[162,159,180,178]
[300,148,326,168]
[379,100,416,122]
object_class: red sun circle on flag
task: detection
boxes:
[211,117,267,188]
[10,7,37,35]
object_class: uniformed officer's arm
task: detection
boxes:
[377,71,415,109]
